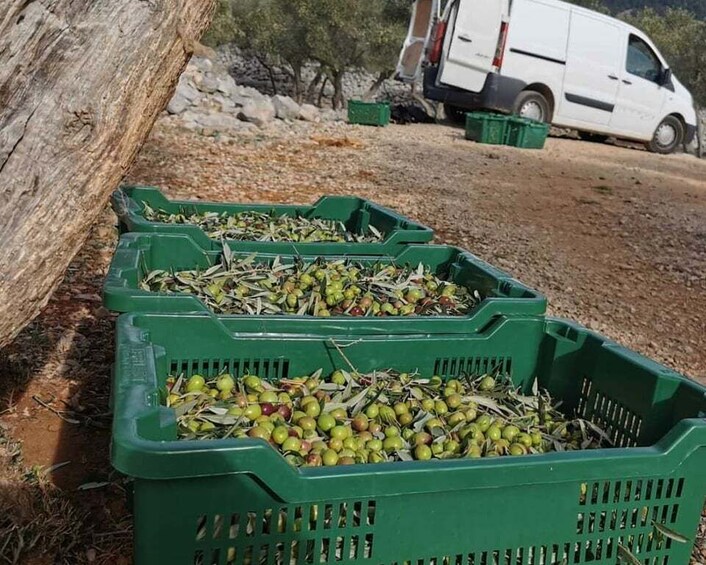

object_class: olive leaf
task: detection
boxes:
[617,544,642,565]
[652,521,690,543]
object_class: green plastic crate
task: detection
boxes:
[102,233,546,334]
[347,101,390,127]
[112,186,433,254]
[506,117,550,150]
[465,112,509,145]
[113,313,706,565]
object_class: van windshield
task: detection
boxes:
[627,35,662,83]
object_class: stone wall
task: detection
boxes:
[164,56,349,136]
[215,44,413,105]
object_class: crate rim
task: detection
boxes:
[102,232,548,325]
[112,312,706,490]
[112,185,435,247]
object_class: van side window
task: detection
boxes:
[626,35,662,83]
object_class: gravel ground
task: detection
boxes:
[1,116,704,563]
[133,118,706,381]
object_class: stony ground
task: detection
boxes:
[1,117,704,563]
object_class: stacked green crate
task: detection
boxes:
[105,188,706,565]
[113,313,706,565]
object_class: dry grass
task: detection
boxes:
[0,427,86,564]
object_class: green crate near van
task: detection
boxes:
[506,116,551,149]
[465,112,509,145]
[347,100,390,127]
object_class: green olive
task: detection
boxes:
[304,401,321,418]
[382,436,404,453]
[282,437,302,453]
[479,376,496,392]
[476,415,492,432]
[447,412,466,426]
[502,425,520,442]
[330,425,349,440]
[517,433,533,448]
[216,374,235,392]
[487,426,502,442]
[243,404,262,421]
[414,445,433,461]
[272,426,289,445]
[509,443,527,456]
[366,439,383,452]
[248,426,271,440]
[352,414,369,432]
[317,413,336,433]
[446,394,463,409]
[331,370,346,385]
[398,413,414,427]
[434,400,449,415]
[244,375,263,392]
[322,449,339,466]
[299,416,317,432]
[186,375,205,393]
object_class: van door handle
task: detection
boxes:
[608,74,619,80]
[457,34,473,42]
[622,79,633,85]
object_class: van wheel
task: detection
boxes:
[444,104,467,125]
[513,91,550,123]
[648,116,684,154]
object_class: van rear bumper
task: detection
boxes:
[423,66,526,113]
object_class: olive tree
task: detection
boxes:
[0,0,215,347]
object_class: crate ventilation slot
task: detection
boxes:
[170,357,290,381]
[433,357,512,378]
[193,501,375,564]
[577,377,642,447]
[387,543,671,565]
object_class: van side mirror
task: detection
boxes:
[661,68,673,87]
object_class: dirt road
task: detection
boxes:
[1,118,704,563]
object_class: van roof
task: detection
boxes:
[515,0,658,54]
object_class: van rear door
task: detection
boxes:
[396,0,440,83]
[438,0,508,93]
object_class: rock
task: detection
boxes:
[272,95,301,121]
[198,74,220,94]
[217,74,237,97]
[194,111,244,132]
[212,94,237,114]
[299,103,320,122]
[166,93,189,115]
[238,99,276,127]
[176,78,201,103]
[321,109,346,122]
[191,56,213,73]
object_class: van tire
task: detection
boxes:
[648,116,684,154]
[444,104,467,125]
[513,91,551,123]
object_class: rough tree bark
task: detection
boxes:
[0,0,216,347]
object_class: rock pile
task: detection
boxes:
[165,56,348,135]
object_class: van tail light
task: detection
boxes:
[429,21,448,65]
[493,21,509,69]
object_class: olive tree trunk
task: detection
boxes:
[0,0,216,347]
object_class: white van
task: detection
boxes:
[397,0,698,153]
